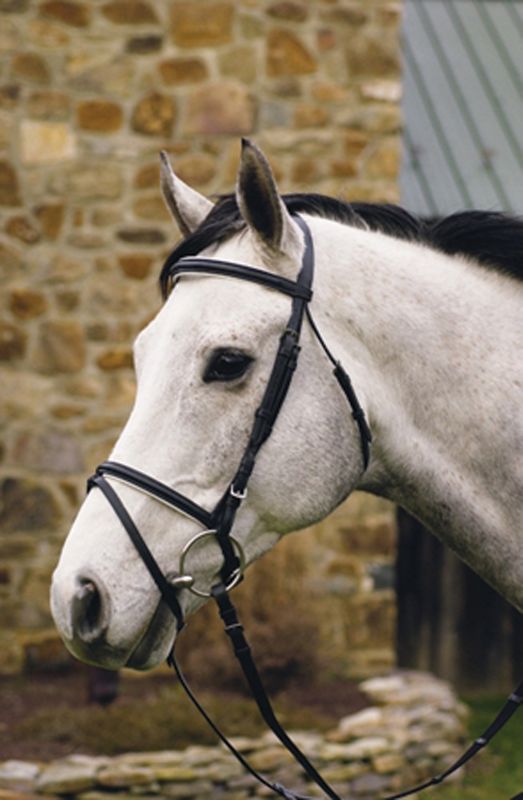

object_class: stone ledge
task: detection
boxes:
[0,672,467,799]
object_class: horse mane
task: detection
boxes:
[160,193,523,297]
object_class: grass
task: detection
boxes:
[13,681,336,757]
[430,694,523,800]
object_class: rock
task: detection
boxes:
[294,103,329,129]
[339,736,391,760]
[101,1,158,25]
[37,761,97,794]
[267,30,317,76]
[63,165,122,201]
[184,82,254,136]
[267,2,308,22]
[9,288,47,318]
[131,92,176,137]
[27,90,70,120]
[10,53,50,84]
[117,228,166,245]
[96,348,133,371]
[96,765,155,787]
[366,138,400,179]
[0,160,21,206]
[33,321,86,374]
[0,761,41,791]
[175,154,216,187]
[11,429,84,473]
[5,216,41,244]
[219,46,257,83]
[0,322,27,361]
[20,121,76,164]
[77,100,123,133]
[171,2,233,48]
[247,746,292,772]
[34,203,64,238]
[328,707,384,742]
[0,475,60,533]
[372,752,405,774]
[118,254,153,280]
[350,772,389,795]
[158,57,208,86]
[39,1,90,27]
[133,195,170,221]
[126,35,163,54]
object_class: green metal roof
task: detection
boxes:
[400,0,522,216]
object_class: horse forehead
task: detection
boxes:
[159,275,289,343]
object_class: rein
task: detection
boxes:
[87,217,521,799]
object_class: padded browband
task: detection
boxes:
[166,257,313,301]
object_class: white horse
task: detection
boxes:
[51,140,522,672]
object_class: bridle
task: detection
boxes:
[87,216,522,800]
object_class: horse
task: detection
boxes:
[51,139,522,675]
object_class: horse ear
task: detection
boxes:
[236,139,301,256]
[160,151,213,237]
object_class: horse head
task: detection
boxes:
[50,141,369,670]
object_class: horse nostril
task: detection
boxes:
[72,577,109,644]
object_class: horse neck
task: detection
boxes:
[310,217,522,610]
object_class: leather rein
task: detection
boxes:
[87,217,522,800]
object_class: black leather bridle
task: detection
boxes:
[87,216,522,800]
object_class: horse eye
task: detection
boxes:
[203,349,254,383]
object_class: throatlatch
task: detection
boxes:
[87,216,521,800]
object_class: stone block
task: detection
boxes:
[27,18,71,47]
[0,322,26,361]
[131,92,176,137]
[33,320,86,373]
[133,195,170,221]
[9,288,47,318]
[267,30,317,76]
[5,215,41,244]
[10,53,50,84]
[11,429,84,473]
[37,762,96,794]
[346,34,399,78]
[27,90,70,119]
[0,477,61,532]
[117,228,166,245]
[366,138,400,179]
[20,121,76,164]
[175,154,216,187]
[77,100,123,133]
[126,35,163,54]
[39,1,90,27]
[0,160,21,206]
[171,2,233,48]
[65,165,123,200]
[267,2,308,22]
[101,1,158,25]
[96,765,155,788]
[0,760,40,791]
[96,348,133,370]
[184,82,254,136]
[294,103,329,128]
[158,57,208,86]
[34,203,64,238]
[219,46,257,83]
[118,254,153,280]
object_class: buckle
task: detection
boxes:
[230,484,247,500]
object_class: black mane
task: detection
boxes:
[160,193,523,296]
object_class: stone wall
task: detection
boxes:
[0,672,467,799]
[0,0,402,675]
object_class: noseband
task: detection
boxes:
[87,217,522,800]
